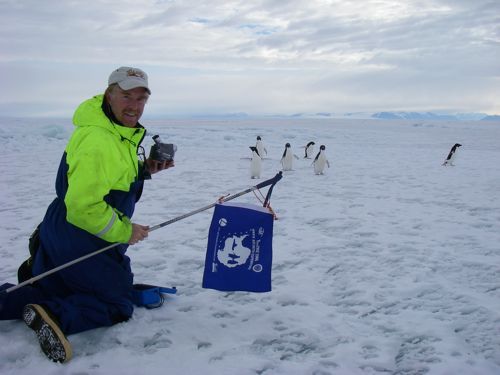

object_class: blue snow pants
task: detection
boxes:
[0,153,144,335]
[0,196,135,335]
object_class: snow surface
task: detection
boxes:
[1,117,499,375]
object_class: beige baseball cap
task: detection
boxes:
[108,66,151,94]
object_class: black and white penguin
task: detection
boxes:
[312,145,330,175]
[249,146,262,179]
[255,136,267,159]
[304,141,316,158]
[280,143,297,171]
[442,143,462,166]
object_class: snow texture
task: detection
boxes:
[1,117,499,374]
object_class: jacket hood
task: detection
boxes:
[72,95,144,140]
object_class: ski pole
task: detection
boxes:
[4,172,282,294]
[150,171,282,231]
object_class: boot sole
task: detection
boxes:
[23,304,72,363]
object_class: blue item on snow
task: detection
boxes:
[132,284,177,309]
[202,202,274,292]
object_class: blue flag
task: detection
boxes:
[202,202,274,292]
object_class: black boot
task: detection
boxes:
[23,304,72,363]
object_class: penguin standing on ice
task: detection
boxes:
[280,143,298,171]
[249,146,262,179]
[304,141,316,159]
[442,143,462,166]
[255,136,267,159]
[312,145,330,175]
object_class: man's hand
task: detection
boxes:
[146,158,175,174]
[128,223,149,245]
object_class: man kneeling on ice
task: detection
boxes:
[0,66,174,363]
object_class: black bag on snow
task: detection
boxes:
[17,223,41,283]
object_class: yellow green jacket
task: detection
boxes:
[58,94,146,244]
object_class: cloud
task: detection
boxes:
[0,0,499,116]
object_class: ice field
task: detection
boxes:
[1,117,499,374]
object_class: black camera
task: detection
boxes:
[149,135,177,162]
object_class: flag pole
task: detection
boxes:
[4,172,283,294]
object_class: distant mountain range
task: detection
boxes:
[371,111,496,121]
[480,114,500,121]
[282,111,499,121]
[153,111,499,121]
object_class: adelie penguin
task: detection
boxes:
[442,143,462,166]
[312,145,330,175]
[304,141,316,159]
[255,136,268,159]
[249,146,262,179]
[280,143,298,171]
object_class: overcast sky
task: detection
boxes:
[1,0,499,118]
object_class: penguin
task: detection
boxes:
[249,146,262,179]
[442,143,462,166]
[255,136,268,159]
[312,145,330,175]
[304,141,316,159]
[280,143,297,171]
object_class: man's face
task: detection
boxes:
[106,86,149,127]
